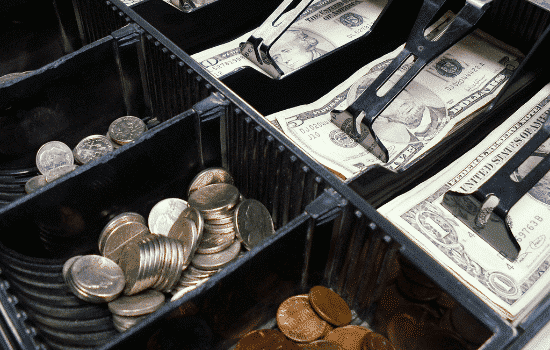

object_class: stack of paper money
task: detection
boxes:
[379,83,550,323]
[264,27,527,205]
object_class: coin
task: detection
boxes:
[298,340,343,350]
[203,221,235,234]
[108,289,165,316]
[62,255,82,284]
[277,295,331,343]
[188,183,240,216]
[25,175,47,194]
[106,131,121,149]
[102,221,150,264]
[236,329,299,350]
[99,212,147,252]
[108,116,147,145]
[187,168,234,197]
[233,199,275,250]
[148,198,189,236]
[68,255,125,302]
[308,286,352,326]
[363,333,395,350]
[112,313,148,332]
[177,207,204,255]
[192,239,241,270]
[323,325,372,350]
[170,282,206,301]
[73,135,114,165]
[119,241,145,295]
[167,216,197,266]
[196,232,234,254]
[45,164,77,182]
[36,141,74,175]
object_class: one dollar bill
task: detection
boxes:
[379,83,550,323]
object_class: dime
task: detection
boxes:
[233,199,275,250]
[45,164,77,182]
[108,290,165,317]
[308,286,352,326]
[323,325,372,350]
[68,255,125,302]
[188,183,240,216]
[106,131,121,149]
[148,198,189,236]
[235,329,299,350]
[108,116,147,145]
[36,141,74,175]
[277,295,331,343]
[73,135,114,165]
[187,168,234,197]
[119,241,145,295]
[101,221,150,264]
[192,239,241,270]
[24,175,47,194]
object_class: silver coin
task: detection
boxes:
[163,238,184,292]
[73,135,114,165]
[119,241,145,296]
[148,198,189,236]
[192,240,241,270]
[153,236,173,291]
[233,199,275,250]
[170,282,206,301]
[187,168,234,197]
[179,207,204,248]
[167,216,197,266]
[105,131,121,149]
[204,221,235,235]
[101,221,150,264]
[99,212,146,253]
[205,215,234,225]
[196,232,234,255]
[112,314,147,332]
[62,255,82,284]
[108,116,147,145]
[45,164,77,182]
[108,289,165,317]
[69,255,125,302]
[188,183,240,215]
[36,141,74,175]
[25,175,47,194]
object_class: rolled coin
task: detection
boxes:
[187,168,234,197]
[192,239,241,270]
[45,164,77,182]
[36,141,74,175]
[308,286,352,326]
[108,290,165,317]
[25,175,47,194]
[108,116,147,145]
[68,255,125,303]
[233,199,275,250]
[148,198,189,236]
[73,135,114,165]
[101,221,150,264]
[188,183,240,218]
[277,294,331,343]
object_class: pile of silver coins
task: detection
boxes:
[63,167,276,332]
[25,116,147,194]
[108,290,165,332]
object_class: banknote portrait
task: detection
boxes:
[271,28,336,71]
[347,74,447,144]
[511,138,550,205]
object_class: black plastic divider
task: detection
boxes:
[72,0,131,45]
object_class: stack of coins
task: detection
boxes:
[98,212,151,263]
[118,235,187,295]
[63,255,125,303]
[108,290,165,332]
[235,286,394,350]
[26,116,147,194]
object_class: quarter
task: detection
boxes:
[188,183,240,215]
[69,255,125,302]
[101,221,150,263]
[233,199,275,250]
[192,239,241,270]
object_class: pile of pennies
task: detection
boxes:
[63,167,276,332]
[235,286,395,350]
[25,116,147,194]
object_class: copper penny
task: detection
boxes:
[363,333,395,350]
[323,325,371,350]
[277,295,331,343]
[297,340,344,349]
[308,286,352,326]
[236,329,299,350]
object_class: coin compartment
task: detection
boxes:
[0,0,82,79]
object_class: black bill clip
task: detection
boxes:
[170,0,218,12]
[331,0,493,163]
[239,0,316,79]
[442,116,550,262]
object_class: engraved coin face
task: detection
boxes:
[73,135,114,165]
[108,116,147,145]
[234,199,274,250]
[187,168,234,197]
[102,221,150,264]
[276,294,331,343]
[108,290,165,317]
[148,198,189,236]
[45,164,77,182]
[36,141,74,175]
[309,286,352,326]
[69,255,125,302]
[25,175,47,194]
